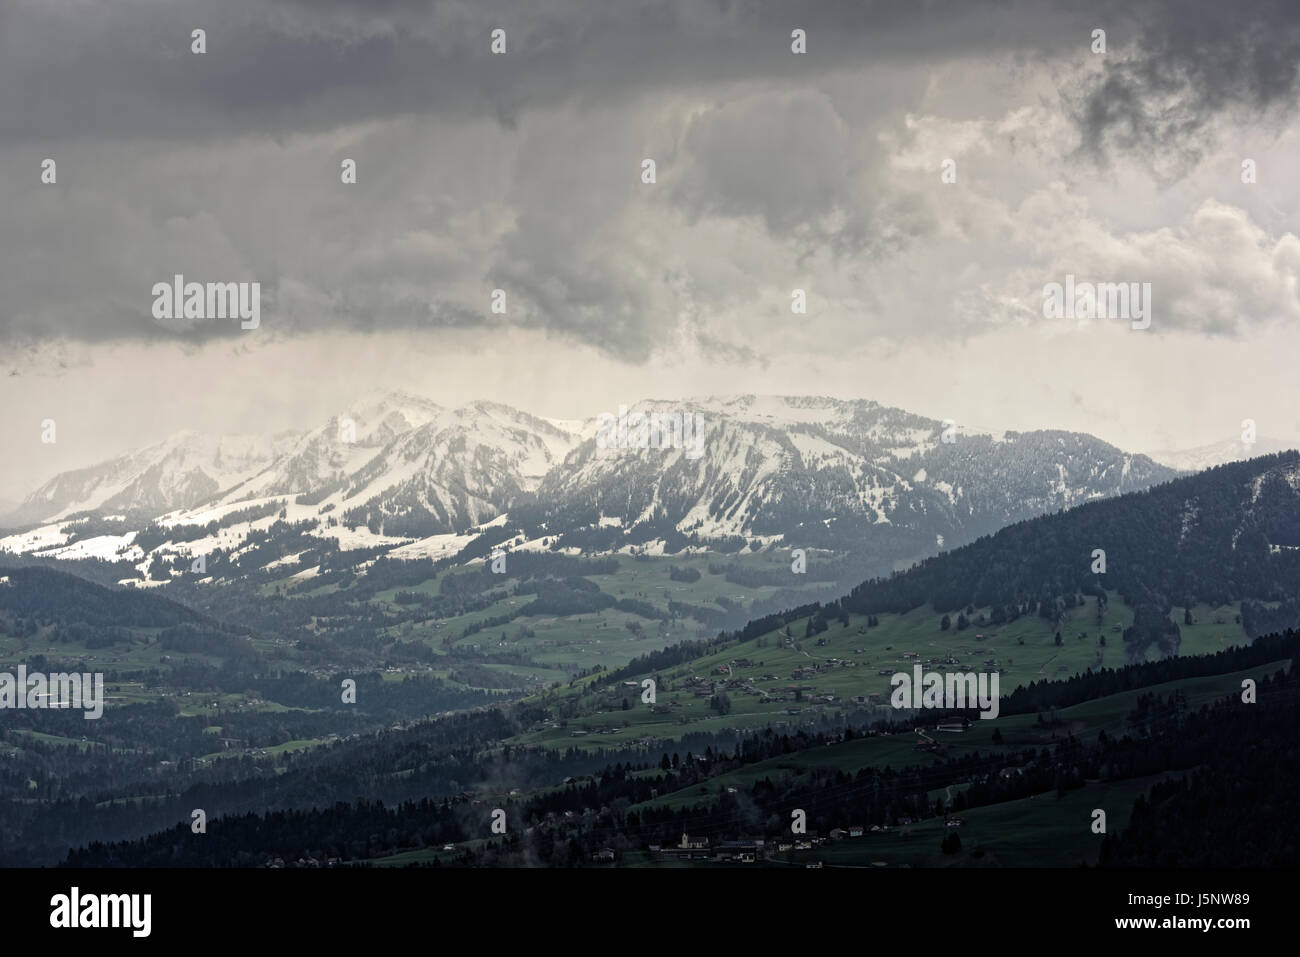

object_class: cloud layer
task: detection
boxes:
[3,0,1298,359]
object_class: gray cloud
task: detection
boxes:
[669,90,896,257]
[4,0,1134,151]
[1073,0,1300,172]
[2,0,1298,359]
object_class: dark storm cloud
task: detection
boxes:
[0,0,1082,147]
[1074,0,1300,169]
[0,0,1294,351]
[3,0,1079,350]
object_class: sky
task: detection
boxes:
[3,0,1300,502]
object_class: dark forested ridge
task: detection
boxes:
[675,452,1300,652]
[841,451,1300,617]
[0,566,213,630]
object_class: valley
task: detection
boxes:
[1,416,1297,869]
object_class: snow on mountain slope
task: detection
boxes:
[325,400,580,536]
[0,393,1178,582]
[218,390,446,504]
[533,397,1175,553]
[7,430,297,526]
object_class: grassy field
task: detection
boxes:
[508,591,1253,753]
[368,837,493,867]
[621,659,1284,812]
[760,773,1176,868]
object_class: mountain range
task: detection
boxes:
[0,393,1193,584]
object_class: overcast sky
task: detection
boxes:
[3,0,1300,502]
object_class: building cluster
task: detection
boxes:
[648,823,924,864]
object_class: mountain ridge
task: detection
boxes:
[0,393,1181,587]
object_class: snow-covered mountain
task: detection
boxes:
[533,395,1174,555]
[215,390,447,504]
[333,399,583,537]
[1148,437,1296,473]
[0,393,1179,582]
[5,430,298,527]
